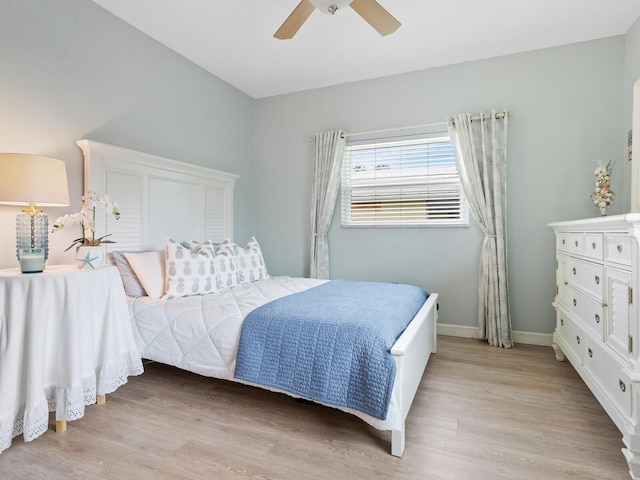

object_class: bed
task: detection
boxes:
[78,139,439,456]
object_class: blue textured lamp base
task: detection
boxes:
[16,212,49,262]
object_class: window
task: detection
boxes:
[341,132,468,227]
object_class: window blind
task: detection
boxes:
[341,135,468,227]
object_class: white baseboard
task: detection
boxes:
[437,323,483,339]
[512,331,553,347]
[436,323,553,347]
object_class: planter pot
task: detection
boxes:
[75,246,104,270]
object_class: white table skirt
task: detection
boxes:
[0,265,143,454]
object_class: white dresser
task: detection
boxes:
[550,214,640,479]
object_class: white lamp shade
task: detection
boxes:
[0,153,70,207]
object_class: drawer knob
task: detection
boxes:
[592,242,596,249]
[595,313,600,324]
[588,348,593,358]
[562,239,566,245]
[560,318,564,326]
[617,245,623,253]
[620,380,627,393]
[594,275,599,285]
[576,336,581,345]
[575,241,579,247]
[573,298,577,307]
[564,281,568,286]
[572,267,576,275]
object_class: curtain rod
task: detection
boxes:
[308,110,511,142]
[450,110,511,126]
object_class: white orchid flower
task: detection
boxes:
[51,191,120,249]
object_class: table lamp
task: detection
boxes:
[0,154,70,273]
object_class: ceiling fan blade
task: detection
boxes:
[274,0,316,39]
[349,0,400,36]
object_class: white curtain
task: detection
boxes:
[448,111,512,348]
[310,130,346,279]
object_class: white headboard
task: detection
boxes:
[77,139,238,252]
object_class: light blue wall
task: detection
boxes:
[255,37,625,334]
[0,0,255,267]
[1,0,635,338]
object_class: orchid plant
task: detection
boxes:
[52,191,120,251]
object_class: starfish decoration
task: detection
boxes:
[79,251,99,269]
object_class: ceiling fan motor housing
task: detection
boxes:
[309,0,353,15]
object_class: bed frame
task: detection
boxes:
[77,139,438,457]
[389,293,438,456]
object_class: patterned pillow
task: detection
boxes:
[180,239,199,250]
[215,237,269,284]
[213,239,242,288]
[164,238,222,298]
[112,251,147,298]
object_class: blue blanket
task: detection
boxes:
[233,280,428,420]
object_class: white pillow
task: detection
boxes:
[164,238,222,298]
[124,250,166,299]
[215,237,269,284]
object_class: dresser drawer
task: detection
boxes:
[583,337,631,417]
[568,257,603,300]
[557,233,571,253]
[555,254,571,309]
[606,235,633,266]
[569,233,584,255]
[556,311,583,363]
[568,289,604,339]
[584,233,604,261]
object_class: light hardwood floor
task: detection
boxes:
[0,336,630,479]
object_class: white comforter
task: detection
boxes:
[127,276,401,430]
[128,276,325,379]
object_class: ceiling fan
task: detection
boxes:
[274,0,401,40]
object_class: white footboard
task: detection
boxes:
[389,293,439,457]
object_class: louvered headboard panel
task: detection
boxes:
[77,139,238,253]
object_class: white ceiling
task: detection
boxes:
[92,0,640,99]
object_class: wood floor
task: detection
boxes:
[0,336,630,479]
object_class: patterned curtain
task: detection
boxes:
[310,130,346,279]
[448,111,512,348]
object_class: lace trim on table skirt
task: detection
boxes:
[0,350,143,455]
